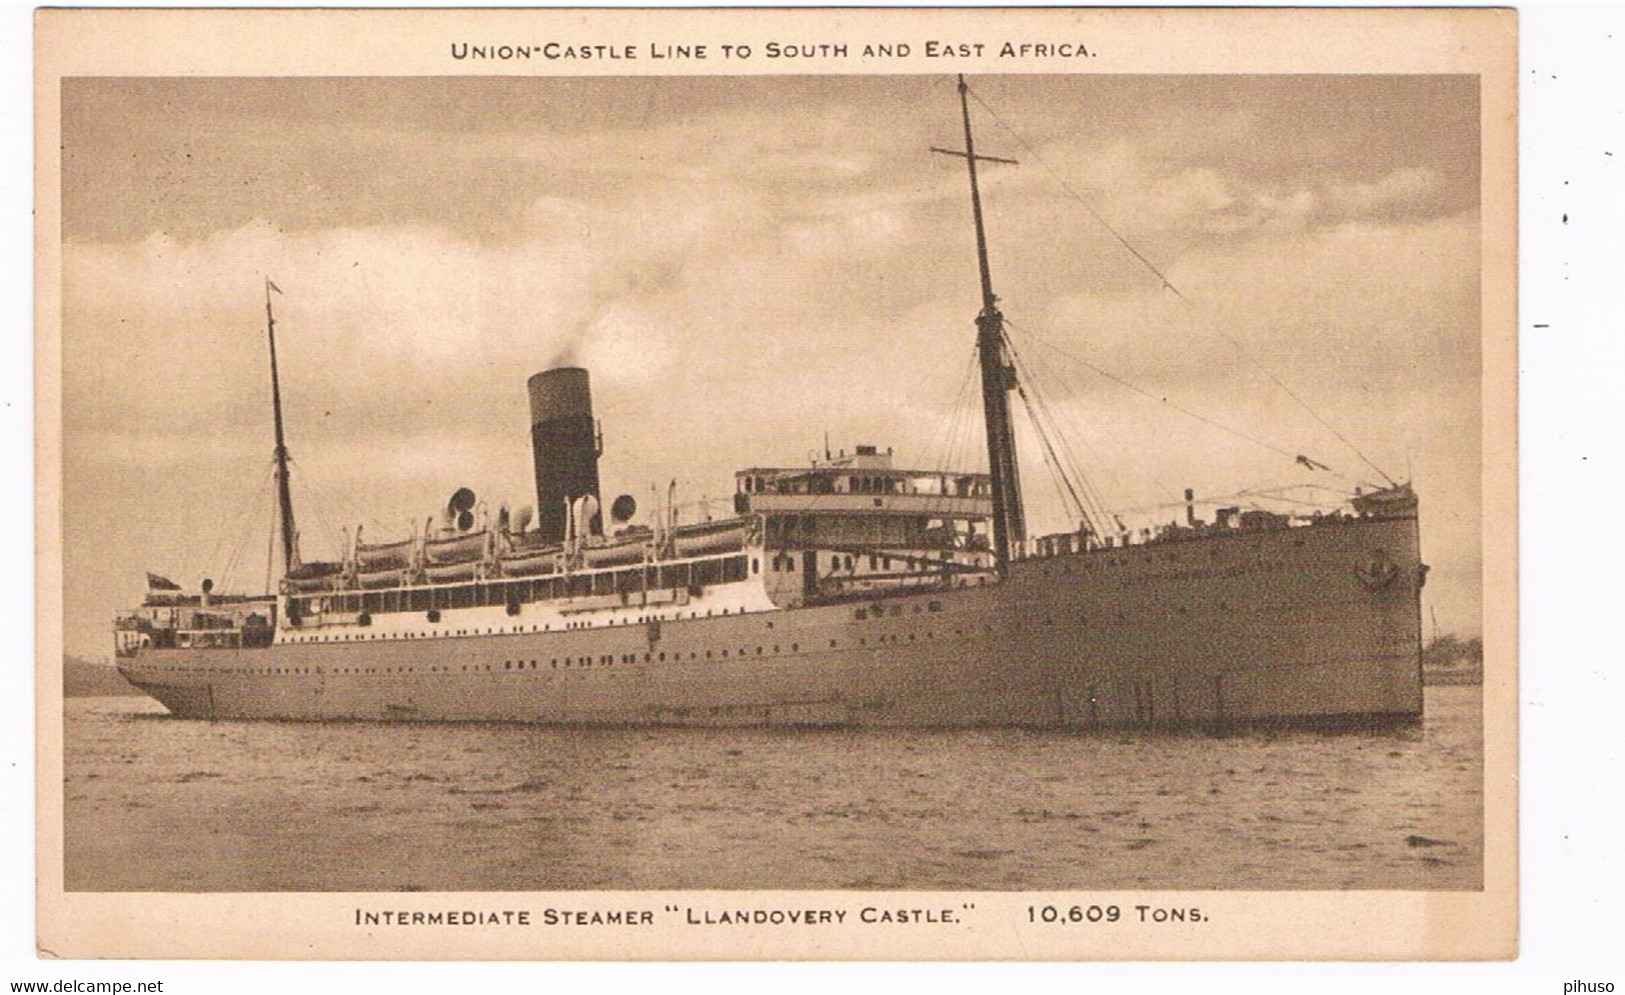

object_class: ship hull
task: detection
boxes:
[119,516,1423,729]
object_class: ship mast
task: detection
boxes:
[264,278,297,577]
[934,75,1026,573]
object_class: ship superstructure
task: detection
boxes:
[112,77,1426,729]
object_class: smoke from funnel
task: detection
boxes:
[545,335,583,371]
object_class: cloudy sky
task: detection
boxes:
[60,74,1482,660]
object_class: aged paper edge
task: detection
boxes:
[34,6,1518,962]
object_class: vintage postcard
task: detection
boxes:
[35,7,1517,960]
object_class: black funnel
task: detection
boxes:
[527,367,601,544]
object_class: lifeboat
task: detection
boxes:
[286,574,340,593]
[672,519,749,558]
[424,530,487,565]
[285,560,344,592]
[498,548,560,577]
[356,569,409,589]
[423,560,479,583]
[355,538,413,571]
[583,536,648,568]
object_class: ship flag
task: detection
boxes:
[145,572,182,592]
[266,278,283,295]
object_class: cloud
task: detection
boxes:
[1326,166,1444,219]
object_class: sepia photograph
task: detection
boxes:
[35,7,1517,961]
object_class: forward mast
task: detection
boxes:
[934,75,1026,574]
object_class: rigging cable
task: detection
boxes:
[1007,318,1185,510]
[928,344,981,477]
[207,460,278,591]
[1007,323,1124,518]
[298,464,407,544]
[265,504,276,595]
[964,82,1397,488]
[942,353,982,476]
[1004,316,1379,489]
[199,459,277,585]
[1001,329,1107,535]
[1004,321,1148,521]
[217,468,278,593]
[286,457,349,563]
[1105,483,1358,519]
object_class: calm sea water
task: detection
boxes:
[63,687,1482,892]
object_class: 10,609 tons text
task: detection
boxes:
[1026,905,1206,925]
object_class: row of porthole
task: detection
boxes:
[285,627,508,644]
[148,601,1250,677]
[482,626,1010,671]
[284,605,758,643]
[152,625,968,675]
[854,600,944,621]
[146,601,1262,679]
[501,642,811,670]
[152,628,925,677]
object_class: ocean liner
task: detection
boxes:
[113,78,1426,729]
